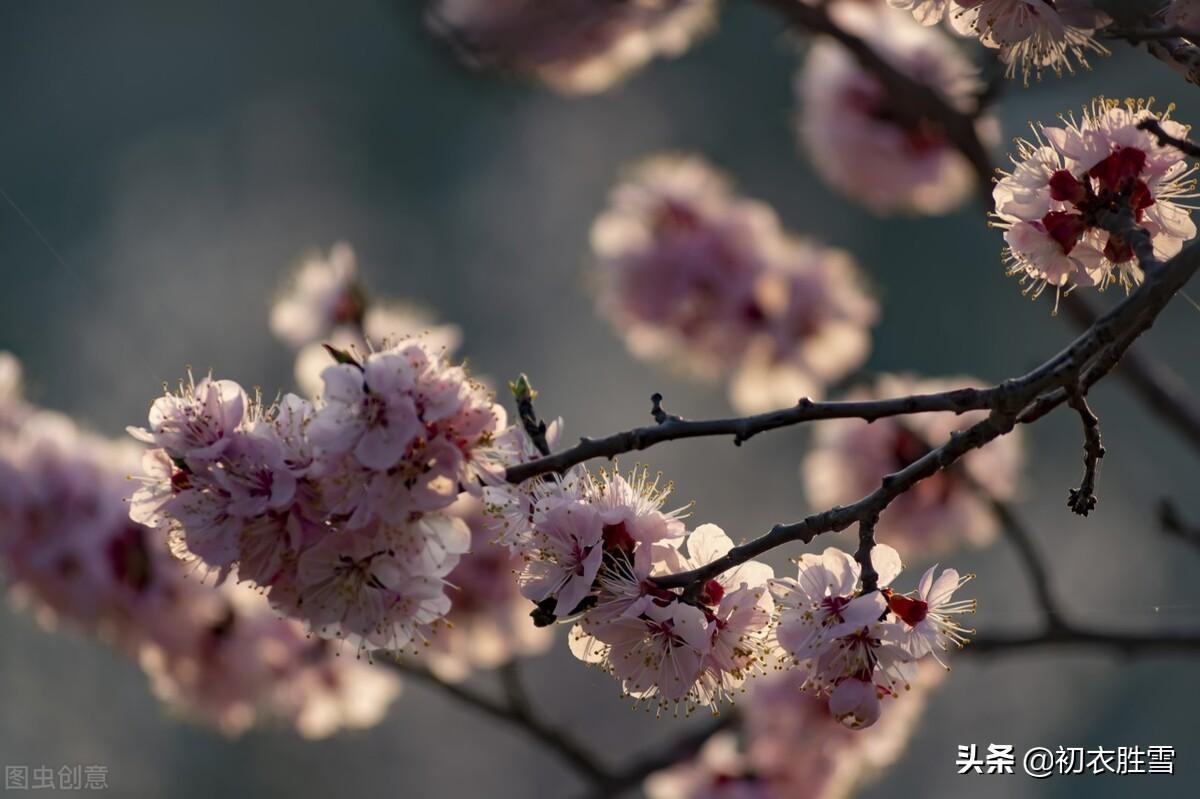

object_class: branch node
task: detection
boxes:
[650,392,681,425]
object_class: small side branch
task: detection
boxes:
[579,714,737,799]
[1138,117,1200,159]
[389,660,612,786]
[1059,294,1200,455]
[511,373,552,457]
[1065,387,1105,517]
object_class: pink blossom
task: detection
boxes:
[269,242,362,347]
[995,98,1197,302]
[771,545,901,664]
[949,1,1110,83]
[0,378,401,737]
[426,0,717,95]
[802,374,1022,559]
[592,155,876,410]
[570,523,774,713]
[739,663,944,796]
[519,500,605,616]
[728,243,877,413]
[644,734,769,799]
[888,0,952,25]
[591,156,779,381]
[593,599,712,715]
[885,564,976,661]
[589,465,688,569]
[827,678,881,729]
[292,303,462,399]
[286,514,469,652]
[799,4,994,216]
[309,341,503,510]
[127,373,246,465]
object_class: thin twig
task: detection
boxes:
[388,659,612,785]
[954,476,1068,632]
[580,713,737,799]
[1065,386,1105,517]
[511,373,552,457]
[1060,293,1200,455]
[1138,117,1200,159]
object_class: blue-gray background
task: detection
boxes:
[2,2,1198,797]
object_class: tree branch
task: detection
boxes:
[388,659,612,786]
[1138,117,1200,159]
[579,714,737,799]
[1059,293,1200,454]
[1065,386,1105,517]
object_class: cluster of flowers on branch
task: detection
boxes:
[592,155,877,413]
[127,336,505,656]
[772,545,974,728]
[0,353,399,737]
[484,445,974,726]
[269,245,553,679]
[995,98,1197,302]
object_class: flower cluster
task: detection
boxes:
[486,459,776,715]
[802,374,1022,559]
[128,337,506,655]
[889,0,1111,83]
[995,98,1197,303]
[426,0,716,95]
[270,243,462,398]
[0,356,399,737]
[800,2,995,216]
[771,545,974,728]
[591,155,877,413]
[645,663,943,798]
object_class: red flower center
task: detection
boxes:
[888,593,929,626]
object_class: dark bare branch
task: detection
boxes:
[1065,387,1105,516]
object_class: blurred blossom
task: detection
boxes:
[271,242,462,398]
[591,155,876,413]
[269,242,363,348]
[1167,0,1200,34]
[425,0,717,95]
[644,734,769,799]
[994,98,1197,304]
[644,663,943,798]
[0,354,401,737]
[422,496,554,682]
[801,374,1022,559]
[798,3,995,216]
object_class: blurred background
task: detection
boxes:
[2,1,1199,797]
